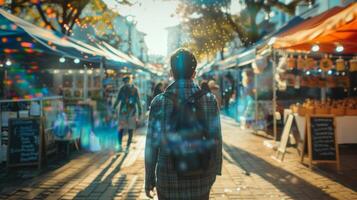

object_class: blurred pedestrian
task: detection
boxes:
[113,75,142,152]
[208,79,222,108]
[153,82,164,98]
[200,80,210,92]
[145,49,222,200]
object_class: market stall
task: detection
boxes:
[0,96,63,163]
[257,3,357,142]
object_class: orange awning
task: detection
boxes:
[273,3,357,54]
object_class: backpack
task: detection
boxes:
[163,89,213,177]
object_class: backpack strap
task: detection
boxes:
[163,89,208,105]
[187,89,208,104]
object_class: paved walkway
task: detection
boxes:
[0,117,356,199]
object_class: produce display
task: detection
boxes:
[290,98,357,116]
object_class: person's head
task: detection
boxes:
[200,80,210,92]
[153,82,164,96]
[170,48,197,80]
[123,75,132,84]
[208,80,219,90]
[154,82,164,92]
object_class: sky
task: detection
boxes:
[105,0,181,56]
[104,0,243,56]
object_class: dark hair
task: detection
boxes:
[123,76,130,83]
[170,48,197,80]
[153,82,164,97]
[200,80,210,92]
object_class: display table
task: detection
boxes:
[294,114,357,144]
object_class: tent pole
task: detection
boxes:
[72,72,76,97]
[83,64,88,100]
[254,72,258,128]
[321,71,327,102]
[99,57,105,98]
[272,48,278,141]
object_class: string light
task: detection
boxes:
[311,44,320,52]
[5,59,12,66]
[59,57,66,63]
[336,44,344,53]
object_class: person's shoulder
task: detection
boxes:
[150,93,165,107]
[119,84,127,90]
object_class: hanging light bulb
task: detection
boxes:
[74,58,80,64]
[336,44,344,53]
[5,59,12,66]
[59,57,66,63]
[311,44,320,52]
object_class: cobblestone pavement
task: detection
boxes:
[0,116,356,199]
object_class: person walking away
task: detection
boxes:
[153,82,164,98]
[145,49,222,200]
[200,80,211,93]
[113,75,142,152]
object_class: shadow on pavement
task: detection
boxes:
[74,152,129,199]
[223,143,338,200]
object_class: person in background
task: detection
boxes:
[153,82,164,98]
[113,75,142,152]
[208,79,222,109]
[200,80,211,93]
[58,85,64,96]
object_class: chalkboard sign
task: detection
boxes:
[7,118,42,168]
[307,115,340,170]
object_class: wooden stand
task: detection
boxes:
[274,114,294,161]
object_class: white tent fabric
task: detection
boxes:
[0,9,128,63]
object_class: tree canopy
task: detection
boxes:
[176,0,314,60]
[1,0,132,36]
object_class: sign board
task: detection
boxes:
[7,118,42,168]
[306,115,340,170]
[274,114,294,161]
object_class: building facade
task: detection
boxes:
[113,16,149,62]
[166,24,190,56]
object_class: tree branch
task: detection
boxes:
[66,5,85,35]
[224,13,249,47]
[34,3,58,32]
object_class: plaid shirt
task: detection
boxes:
[145,80,222,199]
